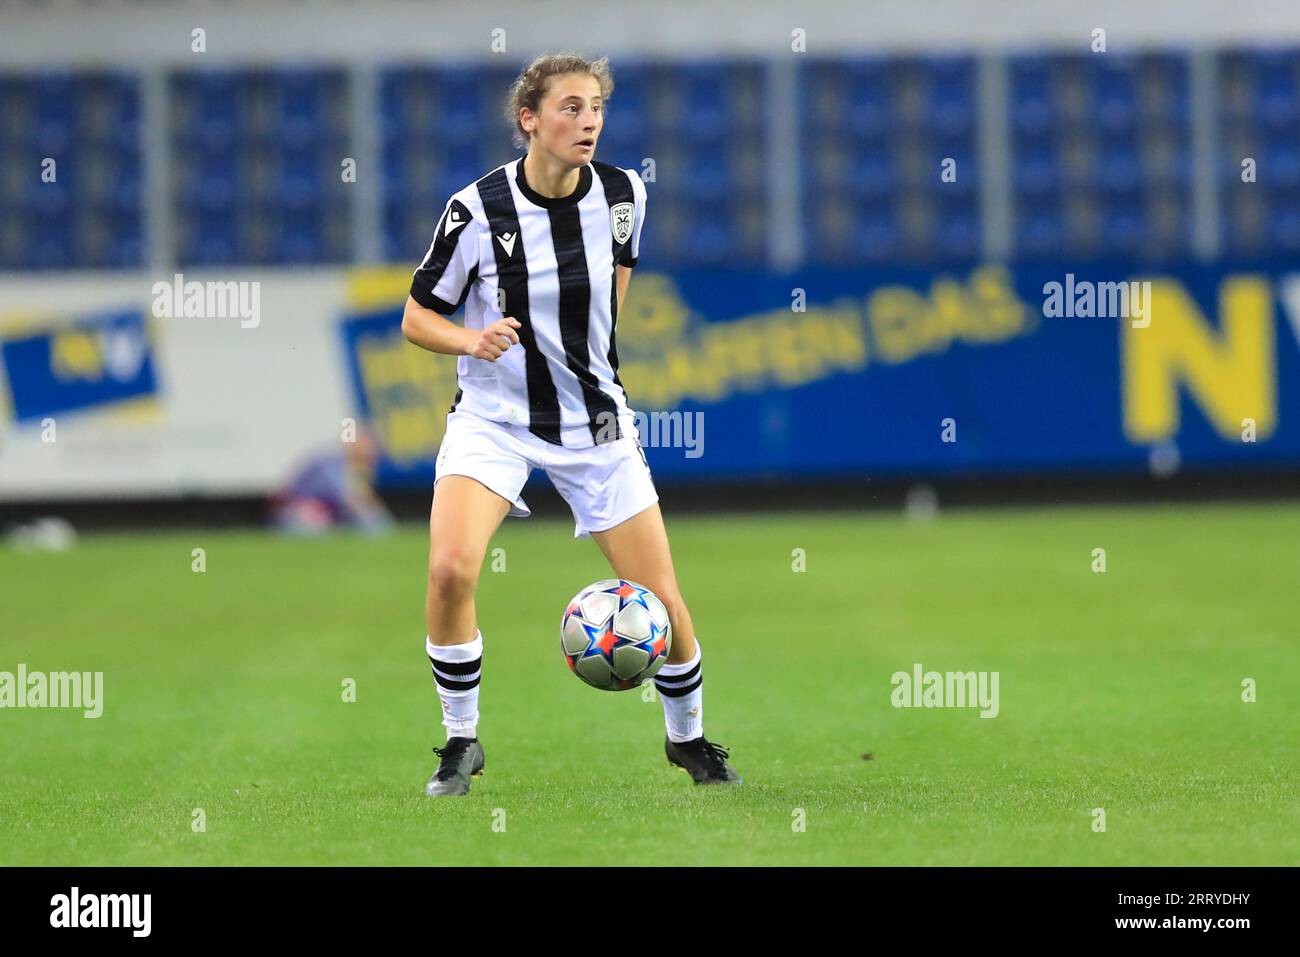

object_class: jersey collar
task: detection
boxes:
[514,154,593,209]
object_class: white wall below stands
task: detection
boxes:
[1,0,1299,67]
[0,271,354,499]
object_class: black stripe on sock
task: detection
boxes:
[426,654,481,676]
[433,674,480,692]
[654,660,701,685]
[654,675,702,698]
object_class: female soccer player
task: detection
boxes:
[402,53,741,796]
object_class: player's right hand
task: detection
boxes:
[466,317,522,360]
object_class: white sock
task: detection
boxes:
[654,639,703,743]
[425,630,482,740]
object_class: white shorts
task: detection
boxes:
[434,408,659,539]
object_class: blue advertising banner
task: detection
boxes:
[0,309,158,424]
[339,263,1300,489]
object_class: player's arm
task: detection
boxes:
[402,297,521,361]
[615,264,633,314]
[404,195,520,361]
[614,172,645,315]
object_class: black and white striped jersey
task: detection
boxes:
[409,154,647,448]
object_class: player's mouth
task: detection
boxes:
[575,139,595,152]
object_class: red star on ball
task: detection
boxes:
[596,628,619,655]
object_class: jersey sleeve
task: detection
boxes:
[620,172,647,268]
[410,196,479,315]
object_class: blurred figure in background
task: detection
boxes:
[269,425,393,535]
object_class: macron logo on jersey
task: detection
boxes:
[443,200,471,239]
[495,231,518,258]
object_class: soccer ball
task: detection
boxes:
[560,579,672,691]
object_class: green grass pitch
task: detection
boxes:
[1,502,1297,865]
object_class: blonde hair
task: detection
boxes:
[505,52,614,149]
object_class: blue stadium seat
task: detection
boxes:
[1096,142,1144,194]
[36,55,1286,270]
[1252,49,1300,129]
[924,56,977,136]
[105,76,142,150]
[1010,51,1195,258]
[181,149,239,210]
[32,75,77,153]
[442,153,490,194]
[1013,140,1060,196]
[105,209,143,267]
[847,147,895,200]
[106,150,143,211]
[1263,140,1300,188]
[1100,201,1151,255]
[609,63,650,118]
[27,209,76,269]
[185,208,240,265]
[269,141,324,206]
[935,209,981,260]
[1217,48,1300,254]
[434,70,486,150]
[681,215,733,263]
[597,121,640,159]
[275,210,325,263]
[30,160,75,212]
[1145,132,1194,189]
[1267,204,1300,248]
[929,149,978,198]
[275,70,330,147]
[680,147,731,201]
[382,149,409,197]
[1009,56,1055,137]
[678,63,732,141]
[1016,208,1065,257]
[1094,60,1140,133]
[853,215,901,261]
[186,73,243,151]
[843,68,892,140]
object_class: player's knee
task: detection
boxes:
[427,550,480,603]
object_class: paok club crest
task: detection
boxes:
[610,202,634,245]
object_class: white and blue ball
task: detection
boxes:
[561,579,672,691]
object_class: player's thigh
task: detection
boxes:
[428,475,512,594]
[588,502,685,607]
[547,433,657,539]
